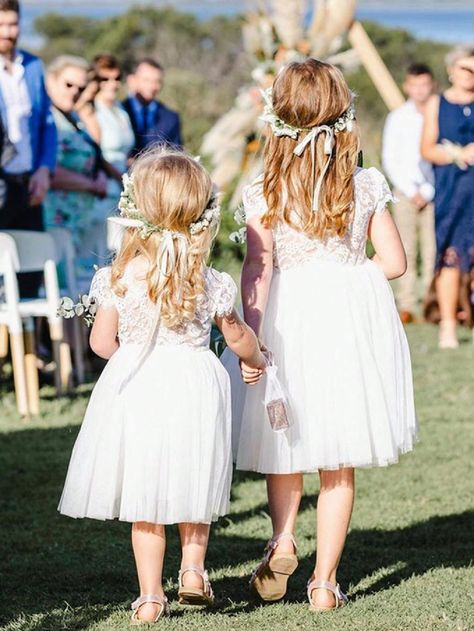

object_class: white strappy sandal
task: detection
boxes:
[130,594,170,624]
[306,578,349,611]
[178,565,215,607]
[249,532,298,601]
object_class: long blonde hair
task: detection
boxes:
[262,58,360,239]
[111,149,217,328]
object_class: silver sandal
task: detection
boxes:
[178,565,215,606]
[130,594,170,624]
[307,578,348,611]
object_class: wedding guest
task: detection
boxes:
[226,60,416,611]
[0,0,56,296]
[58,149,265,623]
[421,45,474,348]
[382,63,436,324]
[123,58,182,156]
[43,56,110,285]
[91,53,135,258]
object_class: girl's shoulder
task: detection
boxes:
[205,267,238,317]
[89,266,115,308]
[354,167,394,215]
[242,174,267,220]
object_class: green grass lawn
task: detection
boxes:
[1,324,473,631]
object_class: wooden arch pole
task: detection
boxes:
[348,20,405,111]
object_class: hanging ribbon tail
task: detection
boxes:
[117,232,188,394]
[293,126,334,213]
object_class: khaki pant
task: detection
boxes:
[392,192,436,313]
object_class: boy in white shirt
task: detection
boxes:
[382,63,436,323]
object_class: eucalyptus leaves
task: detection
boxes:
[229,206,247,244]
[57,294,98,327]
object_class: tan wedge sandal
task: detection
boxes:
[178,566,215,607]
[130,594,170,624]
[307,578,348,611]
[250,532,298,601]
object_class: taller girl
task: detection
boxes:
[234,60,417,610]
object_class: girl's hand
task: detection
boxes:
[240,359,265,385]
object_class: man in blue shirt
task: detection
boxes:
[123,58,182,157]
[0,0,56,294]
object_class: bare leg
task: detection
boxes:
[266,473,303,554]
[131,522,166,622]
[312,468,355,608]
[437,267,460,320]
[437,267,460,347]
[178,522,210,589]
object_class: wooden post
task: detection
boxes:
[9,331,29,418]
[24,323,40,417]
[348,20,405,111]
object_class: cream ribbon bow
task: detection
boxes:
[293,125,335,212]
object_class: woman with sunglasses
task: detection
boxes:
[422,45,474,348]
[43,55,117,286]
[91,53,135,258]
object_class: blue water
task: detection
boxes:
[20,4,474,50]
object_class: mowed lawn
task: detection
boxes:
[0,324,473,631]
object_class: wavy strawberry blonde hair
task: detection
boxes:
[111,149,217,328]
[262,58,360,239]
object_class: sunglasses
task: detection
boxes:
[64,81,87,93]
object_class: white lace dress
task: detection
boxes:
[228,167,417,473]
[58,265,237,524]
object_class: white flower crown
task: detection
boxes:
[260,87,356,139]
[113,173,221,240]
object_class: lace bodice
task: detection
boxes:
[89,265,236,348]
[243,167,393,270]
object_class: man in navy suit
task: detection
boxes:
[123,58,182,157]
[0,0,56,295]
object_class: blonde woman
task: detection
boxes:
[232,59,416,610]
[58,149,266,623]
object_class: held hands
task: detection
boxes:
[91,171,108,198]
[461,143,474,166]
[28,166,50,205]
[240,344,269,385]
[410,191,428,210]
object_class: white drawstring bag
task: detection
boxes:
[264,361,291,433]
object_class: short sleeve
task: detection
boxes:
[89,267,116,309]
[242,175,268,221]
[368,167,395,215]
[207,269,237,317]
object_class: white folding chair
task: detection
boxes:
[0,233,29,416]
[4,230,73,405]
[47,227,85,384]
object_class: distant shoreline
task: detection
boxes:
[20,4,474,49]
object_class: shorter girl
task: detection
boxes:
[58,149,266,623]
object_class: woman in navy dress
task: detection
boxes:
[422,45,474,348]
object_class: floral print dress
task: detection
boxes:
[43,108,99,288]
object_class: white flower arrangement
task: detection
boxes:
[189,189,221,235]
[114,173,221,239]
[260,86,356,139]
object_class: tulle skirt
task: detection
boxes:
[224,258,417,474]
[59,345,232,524]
